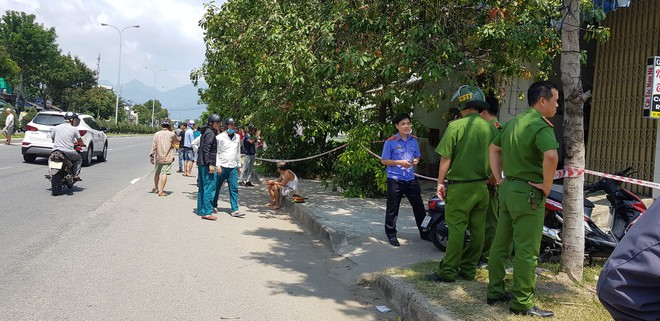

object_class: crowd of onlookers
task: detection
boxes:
[149,116,298,219]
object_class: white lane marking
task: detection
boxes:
[130,178,140,185]
[107,149,114,151]
[0,166,11,170]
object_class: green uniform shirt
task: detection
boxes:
[490,118,502,133]
[492,108,559,183]
[436,113,497,181]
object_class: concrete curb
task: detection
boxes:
[282,199,350,254]
[281,200,456,321]
[371,274,457,321]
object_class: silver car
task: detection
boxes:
[21,111,108,166]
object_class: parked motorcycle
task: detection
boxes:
[422,195,470,251]
[540,167,647,262]
[46,145,82,196]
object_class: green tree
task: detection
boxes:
[193,0,564,193]
[132,100,167,126]
[0,10,59,98]
[45,54,97,108]
[0,43,19,85]
[67,86,116,119]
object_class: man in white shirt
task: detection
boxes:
[212,118,244,217]
[2,108,15,145]
[51,112,86,180]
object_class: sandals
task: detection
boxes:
[201,215,218,221]
[231,211,245,218]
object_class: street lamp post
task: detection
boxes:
[101,23,140,124]
[144,67,166,127]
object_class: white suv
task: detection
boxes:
[21,111,108,166]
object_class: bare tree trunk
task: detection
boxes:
[560,0,587,281]
[378,97,388,123]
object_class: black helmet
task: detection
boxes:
[208,114,221,124]
[64,112,79,120]
[224,117,236,126]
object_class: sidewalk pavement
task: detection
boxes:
[247,178,655,321]
[244,178,452,321]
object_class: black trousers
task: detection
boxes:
[385,178,427,237]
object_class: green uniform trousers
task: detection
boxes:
[487,179,546,311]
[481,185,499,260]
[437,181,488,280]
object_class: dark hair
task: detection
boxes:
[484,95,499,116]
[527,81,558,107]
[392,113,410,125]
[277,161,288,170]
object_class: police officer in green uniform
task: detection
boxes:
[428,85,497,283]
[487,81,559,318]
[479,95,503,267]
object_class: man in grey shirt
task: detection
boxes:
[51,112,85,180]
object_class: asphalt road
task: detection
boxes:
[0,136,394,321]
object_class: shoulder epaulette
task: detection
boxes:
[542,117,555,128]
[410,134,418,139]
[493,121,501,129]
[387,135,398,141]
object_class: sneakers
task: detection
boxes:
[245,181,254,187]
[238,181,246,186]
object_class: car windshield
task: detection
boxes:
[32,114,65,126]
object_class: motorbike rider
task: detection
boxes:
[51,112,85,181]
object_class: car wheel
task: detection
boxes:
[23,154,37,163]
[82,145,93,167]
[97,141,108,162]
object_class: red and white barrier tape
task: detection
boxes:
[255,143,349,163]
[256,142,659,189]
[556,166,660,190]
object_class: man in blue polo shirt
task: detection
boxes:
[381,113,428,247]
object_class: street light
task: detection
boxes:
[144,67,166,127]
[101,23,140,124]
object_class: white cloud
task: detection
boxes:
[0,0,221,90]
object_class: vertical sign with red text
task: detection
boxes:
[643,56,660,119]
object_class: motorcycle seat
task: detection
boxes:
[548,190,595,209]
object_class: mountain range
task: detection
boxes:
[99,79,208,121]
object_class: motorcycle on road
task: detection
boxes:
[46,144,82,196]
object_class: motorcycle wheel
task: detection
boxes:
[430,219,449,252]
[51,171,63,196]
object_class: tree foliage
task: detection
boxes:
[131,100,168,126]
[0,43,19,84]
[0,10,59,96]
[192,0,584,195]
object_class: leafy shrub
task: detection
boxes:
[330,123,390,198]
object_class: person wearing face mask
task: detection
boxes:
[213,117,244,217]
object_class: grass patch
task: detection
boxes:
[380,259,612,321]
